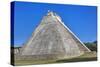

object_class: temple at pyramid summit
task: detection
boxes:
[16,11,91,60]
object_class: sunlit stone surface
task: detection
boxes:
[18,11,90,60]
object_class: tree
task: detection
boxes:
[84,40,97,52]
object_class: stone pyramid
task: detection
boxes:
[19,11,90,60]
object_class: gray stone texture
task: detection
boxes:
[19,11,90,60]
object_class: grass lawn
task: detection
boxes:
[14,51,97,66]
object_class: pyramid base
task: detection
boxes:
[15,52,84,61]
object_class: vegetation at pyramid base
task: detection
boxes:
[84,40,97,52]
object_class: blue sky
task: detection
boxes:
[13,1,97,47]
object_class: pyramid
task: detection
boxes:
[19,11,90,60]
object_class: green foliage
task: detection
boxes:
[84,41,97,52]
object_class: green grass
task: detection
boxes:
[56,52,97,63]
[14,51,97,66]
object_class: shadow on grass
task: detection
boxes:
[56,57,97,63]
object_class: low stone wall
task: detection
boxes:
[11,47,21,55]
[15,54,67,61]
